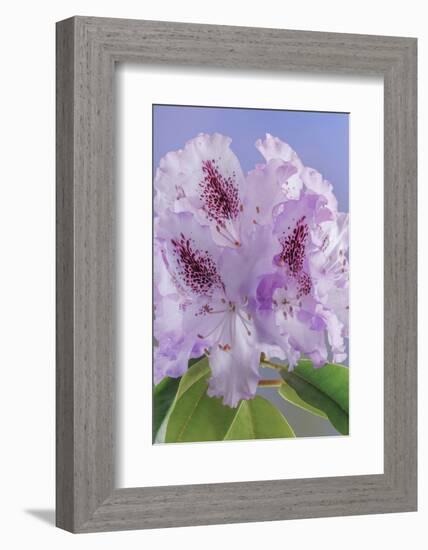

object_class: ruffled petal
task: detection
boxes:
[255,133,303,172]
[255,308,300,367]
[154,239,178,299]
[324,287,349,336]
[156,211,225,299]
[309,212,349,299]
[276,192,333,232]
[207,313,260,407]
[154,133,245,248]
[301,166,338,213]
[276,312,328,368]
[316,305,347,363]
[217,224,281,303]
[244,159,302,230]
[154,334,194,383]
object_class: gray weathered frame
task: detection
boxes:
[56,16,417,533]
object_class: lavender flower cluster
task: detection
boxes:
[154,133,349,407]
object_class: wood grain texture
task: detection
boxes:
[56,17,75,532]
[56,16,417,533]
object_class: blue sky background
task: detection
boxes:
[153,104,349,212]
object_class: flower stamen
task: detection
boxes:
[215,224,241,247]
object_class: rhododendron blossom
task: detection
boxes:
[154,133,349,408]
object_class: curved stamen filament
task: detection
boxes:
[258,379,282,387]
[197,316,226,340]
[237,311,252,336]
[324,254,348,278]
[215,224,240,247]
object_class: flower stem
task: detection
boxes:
[260,355,289,372]
[257,379,283,387]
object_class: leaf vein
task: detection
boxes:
[176,384,207,441]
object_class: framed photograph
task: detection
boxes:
[150,104,350,445]
[56,16,417,532]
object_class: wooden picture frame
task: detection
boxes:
[56,16,417,533]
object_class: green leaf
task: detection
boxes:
[153,356,209,441]
[153,376,180,440]
[224,397,295,440]
[175,356,210,401]
[279,360,349,435]
[165,360,295,443]
[279,381,327,419]
[165,367,236,442]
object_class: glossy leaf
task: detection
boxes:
[279,381,327,419]
[165,359,295,443]
[224,396,295,440]
[175,356,210,401]
[165,376,236,442]
[153,376,180,440]
[279,360,349,435]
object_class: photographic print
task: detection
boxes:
[153,105,349,444]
